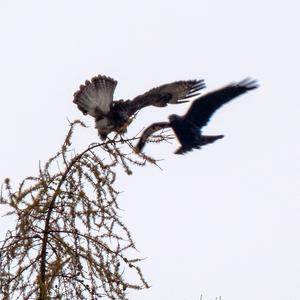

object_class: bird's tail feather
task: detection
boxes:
[174,134,224,155]
[73,75,117,117]
[200,134,224,146]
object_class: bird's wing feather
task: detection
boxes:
[134,122,171,153]
[73,75,117,117]
[184,78,258,128]
[127,79,205,116]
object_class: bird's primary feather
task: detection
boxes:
[129,79,205,110]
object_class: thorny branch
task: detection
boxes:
[0,120,172,300]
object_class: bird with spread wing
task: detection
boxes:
[135,78,259,155]
[73,75,205,140]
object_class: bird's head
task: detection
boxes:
[168,114,180,122]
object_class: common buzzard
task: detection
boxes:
[135,78,258,154]
[73,75,205,140]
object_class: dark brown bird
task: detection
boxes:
[135,78,258,154]
[73,75,205,140]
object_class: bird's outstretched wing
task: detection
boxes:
[127,79,206,116]
[73,75,118,117]
[134,122,171,153]
[184,78,258,129]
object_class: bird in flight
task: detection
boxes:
[73,75,205,140]
[135,78,258,155]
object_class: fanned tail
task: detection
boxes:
[73,75,118,117]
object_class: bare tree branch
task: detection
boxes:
[0,120,171,300]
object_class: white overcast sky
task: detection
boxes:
[1,1,300,299]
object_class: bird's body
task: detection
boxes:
[94,99,133,140]
[135,78,258,154]
[168,114,203,153]
[73,75,205,140]
[168,115,223,154]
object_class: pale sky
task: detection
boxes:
[1,1,300,299]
